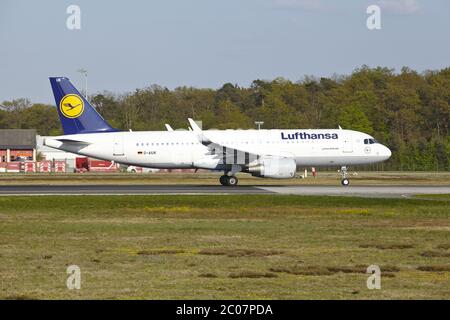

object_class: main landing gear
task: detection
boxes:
[219,175,238,186]
[340,166,350,186]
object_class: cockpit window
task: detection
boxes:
[364,138,378,144]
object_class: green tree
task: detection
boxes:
[337,103,373,133]
[214,100,251,129]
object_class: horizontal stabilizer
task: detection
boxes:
[55,138,92,145]
[44,137,91,149]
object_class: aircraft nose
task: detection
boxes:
[382,145,391,160]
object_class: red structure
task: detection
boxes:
[23,162,36,173]
[0,129,36,163]
[54,161,66,173]
[75,157,119,173]
[38,161,52,173]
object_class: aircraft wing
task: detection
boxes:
[188,118,262,164]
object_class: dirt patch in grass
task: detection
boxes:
[359,244,415,250]
[417,265,450,272]
[199,273,218,278]
[401,226,450,231]
[379,265,401,272]
[198,248,284,257]
[270,264,400,276]
[327,266,366,274]
[200,235,242,242]
[269,266,334,276]
[137,249,184,255]
[382,273,396,278]
[420,250,450,258]
[4,294,39,300]
[229,271,278,279]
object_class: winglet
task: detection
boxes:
[188,118,202,132]
[188,118,211,145]
[165,124,174,131]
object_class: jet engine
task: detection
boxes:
[248,157,297,179]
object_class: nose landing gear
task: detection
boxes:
[340,166,350,186]
[219,174,238,186]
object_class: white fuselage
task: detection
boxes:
[44,128,392,172]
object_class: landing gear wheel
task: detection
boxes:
[340,166,350,187]
[227,176,238,186]
[219,175,228,186]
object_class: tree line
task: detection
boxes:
[1,66,449,171]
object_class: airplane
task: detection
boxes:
[44,77,392,186]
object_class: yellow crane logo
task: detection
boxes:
[60,94,84,118]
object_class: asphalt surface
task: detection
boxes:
[0,184,449,197]
[0,184,269,195]
[259,185,450,198]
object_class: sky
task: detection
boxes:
[0,0,449,104]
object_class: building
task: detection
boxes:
[36,135,79,171]
[0,129,36,162]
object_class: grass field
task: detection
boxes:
[0,171,450,186]
[0,195,449,299]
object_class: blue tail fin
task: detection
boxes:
[49,77,117,135]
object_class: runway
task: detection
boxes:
[259,185,450,198]
[0,184,449,197]
[0,184,269,195]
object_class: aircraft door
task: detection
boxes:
[113,132,125,156]
[342,133,353,153]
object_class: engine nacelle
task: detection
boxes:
[248,157,296,179]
